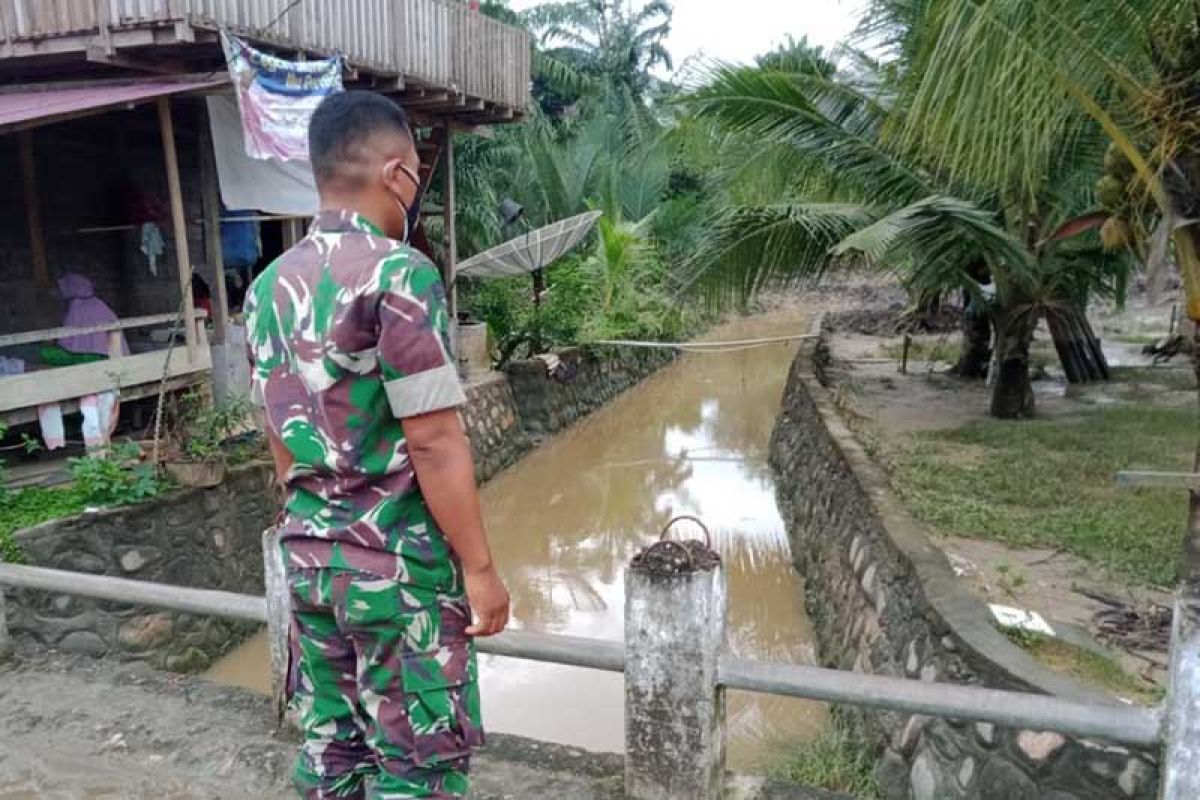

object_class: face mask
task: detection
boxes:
[385,161,423,244]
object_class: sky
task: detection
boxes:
[506,0,867,73]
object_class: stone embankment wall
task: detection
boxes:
[768,331,1158,800]
[505,346,676,438]
[6,346,676,669]
[8,464,276,672]
[462,371,530,483]
[464,345,675,476]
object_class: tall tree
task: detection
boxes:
[523,0,673,105]
[684,48,1127,418]
[864,0,1200,583]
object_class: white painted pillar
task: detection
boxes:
[624,534,727,800]
[0,589,10,659]
[262,527,290,724]
[1162,596,1200,799]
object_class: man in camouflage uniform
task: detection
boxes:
[245,91,510,799]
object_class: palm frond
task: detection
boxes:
[684,202,880,303]
[888,0,1187,205]
[832,195,1034,297]
[685,64,932,204]
[534,50,599,97]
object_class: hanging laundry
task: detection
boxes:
[220,32,344,162]
[140,221,165,275]
[79,391,120,449]
[220,208,263,268]
[206,94,319,215]
[37,403,65,451]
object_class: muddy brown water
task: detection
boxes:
[205,309,829,768]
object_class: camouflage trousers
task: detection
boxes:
[287,568,484,799]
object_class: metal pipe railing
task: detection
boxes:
[718,657,1162,748]
[0,563,265,622]
[0,561,1164,749]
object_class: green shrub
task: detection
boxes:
[172,391,253,463]
[69,441,166,506]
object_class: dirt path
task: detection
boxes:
[0,612,850,800]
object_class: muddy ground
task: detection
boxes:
[0,651,848,800]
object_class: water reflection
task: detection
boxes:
[478,312,826,766]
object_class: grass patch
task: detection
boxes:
[770,726,880,799]
[0,484,91,562]
[1001,628,1163,705]
[886,406,1196,587]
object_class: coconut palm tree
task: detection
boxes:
[874,0,1200,347]
[860,0,1200,577]
[523,0,673,104]
[684,49,1128,418]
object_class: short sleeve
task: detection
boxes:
[378,257,466,419]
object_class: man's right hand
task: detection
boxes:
[464,565,510,637]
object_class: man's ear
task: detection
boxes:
[381,159,408,198]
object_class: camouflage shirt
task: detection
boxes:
[245,209,466,589]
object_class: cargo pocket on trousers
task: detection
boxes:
[401,640,486,767]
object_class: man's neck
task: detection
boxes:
[318,197,392,239]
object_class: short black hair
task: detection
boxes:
[308,91,412,186]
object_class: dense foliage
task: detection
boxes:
[461,1,1200,418]
[449,1,708,363]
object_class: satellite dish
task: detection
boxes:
[456,211,603,280]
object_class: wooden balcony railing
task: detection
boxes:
[0,0,531,112]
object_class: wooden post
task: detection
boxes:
[17,130,50,289]
[441,124,458,319]
[106,330,123,359]
[157,96,198,364]
[199,121,229,346]
[262,527,291,725]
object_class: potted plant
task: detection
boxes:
[161,391,252,488]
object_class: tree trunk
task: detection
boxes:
[1045,310,1085,384]
[1046,304,1109,384]
[1186,322,1200,590]
[1073,311,1110,381]
[953,305,992,379]
[1162,165,1200,586]
[990,307,1038,419]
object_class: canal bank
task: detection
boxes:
[207,306,828,768]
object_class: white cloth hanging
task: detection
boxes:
[206,93,319,215]
[79,390,119,449]
[37,403,65,451]
[140,222,165,275]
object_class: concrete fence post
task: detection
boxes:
[624,519,726,800]
[0,588,10,659]
[1162,596,1200,799]
[262,527,290,725]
